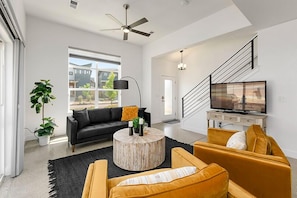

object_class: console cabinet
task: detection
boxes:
[207,110,267,131]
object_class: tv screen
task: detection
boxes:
[210,81,266,113]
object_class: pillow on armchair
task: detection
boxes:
[246,125,271,154]
[117,166,197,186]
[226,131,247,150]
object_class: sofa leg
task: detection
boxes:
[72,145,75,152]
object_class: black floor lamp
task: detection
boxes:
[113,76,142,108]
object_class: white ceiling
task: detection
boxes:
[23,0,234,45]
[24,0,297,52]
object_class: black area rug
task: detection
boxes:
[48,137,192,198]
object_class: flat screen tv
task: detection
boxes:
[210,81,266,114]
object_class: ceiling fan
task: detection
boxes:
[101,4,151,40]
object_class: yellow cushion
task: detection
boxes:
[246,125,271,154]
[109,163,229,198]
[121,106,138,121]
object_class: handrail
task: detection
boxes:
[182,36,257,118]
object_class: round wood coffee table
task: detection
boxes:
[113,127,165,171]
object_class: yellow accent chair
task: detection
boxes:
[193,125,291,198]
[82,147,255,198]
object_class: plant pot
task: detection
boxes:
[38,135,50,146]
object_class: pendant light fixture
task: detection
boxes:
[178,50,186,70]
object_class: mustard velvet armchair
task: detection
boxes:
[82,147,255,198]
[193,125,291,198]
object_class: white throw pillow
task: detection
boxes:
[117,166,196,186]
[226,131,247,150]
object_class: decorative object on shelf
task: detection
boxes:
[30,79,57,146]
[113,76,142,108]
[128,121,133,136]
[178,50,187,70]
[139,118,144,136]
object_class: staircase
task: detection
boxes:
[182,36,258,118]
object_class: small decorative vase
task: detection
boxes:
[129,127,133,136]
[139,124,143,136]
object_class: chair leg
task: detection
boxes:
[72,145,75,152]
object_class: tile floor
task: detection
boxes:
[0,122,296,197]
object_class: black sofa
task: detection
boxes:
[66,107,151,152]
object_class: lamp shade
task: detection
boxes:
[113,80,129,89]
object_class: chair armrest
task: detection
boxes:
[171,147,207,169]
[82,160,108,198]
[208,128,238,145]
[228,180,256,198]
[172,148,255,198]
[66,116,78,145]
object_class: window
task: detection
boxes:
[68,48,121,111]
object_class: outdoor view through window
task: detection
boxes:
[68,48,121,111]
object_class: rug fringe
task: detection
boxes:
[48,160,57,198]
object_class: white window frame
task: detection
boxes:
[68,48,121,112]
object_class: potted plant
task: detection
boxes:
[30,79,56,146]
[133,117,140,133]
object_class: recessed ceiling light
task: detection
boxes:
[70,0,78,9]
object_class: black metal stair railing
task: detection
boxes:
[182,36,257,118]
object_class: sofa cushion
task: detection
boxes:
[77,121,127,140]
[246,125,271,154]
[109,163,229,198]
[73,108,90,129]
[117,166,196,186]
[88,108,111,124]
[226,131,247,150]
[111,107,122,121]
[121,106,138,121]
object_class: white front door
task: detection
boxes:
[161,76,177,121]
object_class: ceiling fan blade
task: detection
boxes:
[101,28,121,31]
[123,32,128,40]
[129,18,148,28]
[131,29,151,37]
[106,14,124,26]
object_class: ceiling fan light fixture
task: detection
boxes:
[122,27,130,33]
[178,50,187,70]
[102,4,151,41]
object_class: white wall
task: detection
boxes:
[143,4,297,158]
[251,19,297,158]
[25,16,142,140]
[143,5,251,118]
[178,35,254,134]
[151,18,297,158]
[151,58,178,123]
